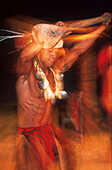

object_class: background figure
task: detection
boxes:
[97,45,112,127]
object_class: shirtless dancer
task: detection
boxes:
[13,14,111,170]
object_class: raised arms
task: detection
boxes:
[16,13,111,75]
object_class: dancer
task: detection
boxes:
[1,13,111,170]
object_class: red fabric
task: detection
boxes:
[97,45,111,75]
[17,124,59,163]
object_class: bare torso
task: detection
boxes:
[16,68,53,128]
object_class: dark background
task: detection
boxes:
[0,0,111,101]
[0,0,111,21]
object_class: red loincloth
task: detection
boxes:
[12,124,60,170]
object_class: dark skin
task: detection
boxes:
[16,24,108,128]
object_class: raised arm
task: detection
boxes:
[65,12,112,28]
[16,40,43,76]
[55,23,109,73]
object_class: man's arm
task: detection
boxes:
[16,40,43,76]
[56,24,109,73]
[65,13,111,28]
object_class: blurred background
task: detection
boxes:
[0,1,111,169]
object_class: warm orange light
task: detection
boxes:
[63,32,101,44]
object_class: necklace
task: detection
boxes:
[33,59,67,103]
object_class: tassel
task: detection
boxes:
[0,29,24,42]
